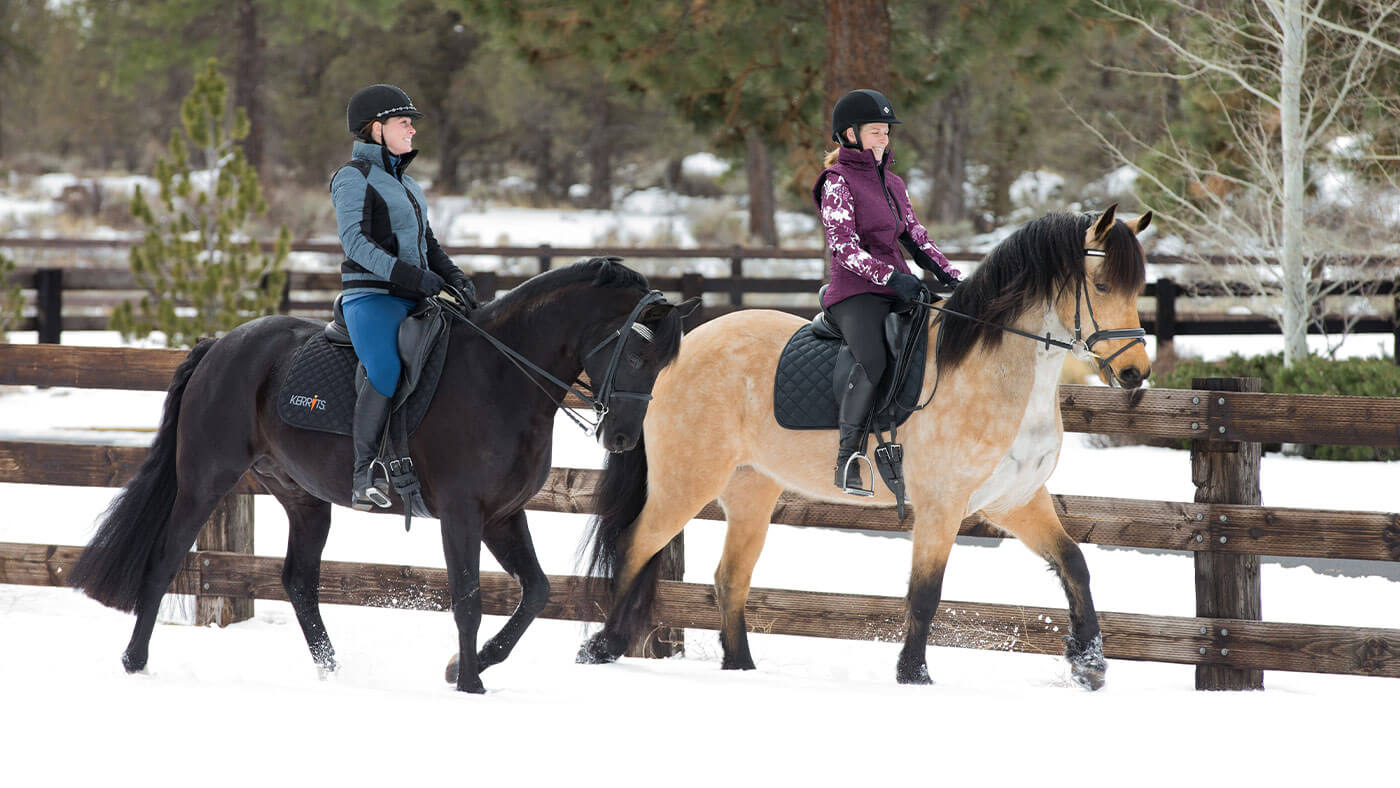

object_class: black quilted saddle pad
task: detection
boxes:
[277,332,447,437]
[773,324,926,430]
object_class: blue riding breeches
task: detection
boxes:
[342,292,416,397]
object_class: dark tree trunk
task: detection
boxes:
[584,87,613,209]
[745,128,779,246]
[437,119,463,194]
[824,0,892,115]
[233,0,264,172]
[927,80,969,225]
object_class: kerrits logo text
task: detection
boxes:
[289,394,327,411]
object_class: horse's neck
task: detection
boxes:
[467,297,588,394]
[960,304,1070,515]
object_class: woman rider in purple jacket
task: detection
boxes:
[813,89,962,495]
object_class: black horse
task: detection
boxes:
[68,258,689,693]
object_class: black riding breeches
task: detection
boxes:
[829,292,895,385]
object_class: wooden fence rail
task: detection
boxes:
[3,236,1398,360]
[1,343,1399,686]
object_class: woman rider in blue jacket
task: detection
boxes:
[332,84,478,510]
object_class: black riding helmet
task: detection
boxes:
[347,84,424,141]
[830,89,901,149]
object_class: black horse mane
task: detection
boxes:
[934,212,1145,374]
[475,256,682,363]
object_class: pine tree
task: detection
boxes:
[112,58,289,348]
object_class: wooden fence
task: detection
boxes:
[1,343,1398,690]
[4,237,1398,361]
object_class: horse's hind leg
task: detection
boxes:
[274,489,337,673]
[984,486,1105,690]
[713,467,782,670]
[579,467,731,665]
[122,478,247,673]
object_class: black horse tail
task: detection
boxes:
[67,338,217,612]
[582,434,660,646]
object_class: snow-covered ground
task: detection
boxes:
[1,329,1397,786]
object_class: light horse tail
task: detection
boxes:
[67,338,218,611]
[578,434,659,662]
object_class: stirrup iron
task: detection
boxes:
[839,452,875,497]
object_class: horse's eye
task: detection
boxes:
[1094,282,1110,294]
[627,352,643,370]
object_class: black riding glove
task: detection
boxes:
[390,261,444,298]
[887,271,923,307]
[448,274,479,310]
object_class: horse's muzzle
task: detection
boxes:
[1114,365,1147,389]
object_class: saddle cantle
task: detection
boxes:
[277,297,449,437]
[773,304,927,431]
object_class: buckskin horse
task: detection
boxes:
[68,257,690,693]
[577,207,1152,689]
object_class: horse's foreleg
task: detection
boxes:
[985,487,1105,691]
[477,509,548,670]
[278,495,336,674]
[714,468,782,670]
[897,523,956,685]
[441,513,486,693]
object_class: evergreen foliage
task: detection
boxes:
[0,252,24,338]
[1155,352,1400,460]
[111,59,288,349]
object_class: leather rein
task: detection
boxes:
[917,248,1147,385]
[437,286,667,435]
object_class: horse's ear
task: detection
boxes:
[675,296,702,319]
[1124,210,1152,235]
[1092,203,1118,240]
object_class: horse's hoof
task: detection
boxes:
[121,651,147,674]
[896,663,933,685]
[576,633,621,665]
[444,652,459,684]
[720,655,756,671]
[1066,634,1107,691]
[456,678,486,694]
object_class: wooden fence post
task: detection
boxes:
[627,534,685,659]
[1155,277,1177,347]
[475,271,499,302]
[680,272,704,329]
[537,243,552,273]
[195,493,254,627]
[35,268,62,344]
[1392,294,1398,366]
[1191,376,1263,691]
[730,248,744,306]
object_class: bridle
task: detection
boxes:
[440,287,668,434]
[919,248,1147,385]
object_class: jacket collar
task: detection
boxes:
[351,139,419,177]
[836,145,895,171]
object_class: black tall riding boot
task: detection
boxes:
[351,379,393,510]
[835,362,878,496]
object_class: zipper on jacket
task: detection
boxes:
[877,161,900,230]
